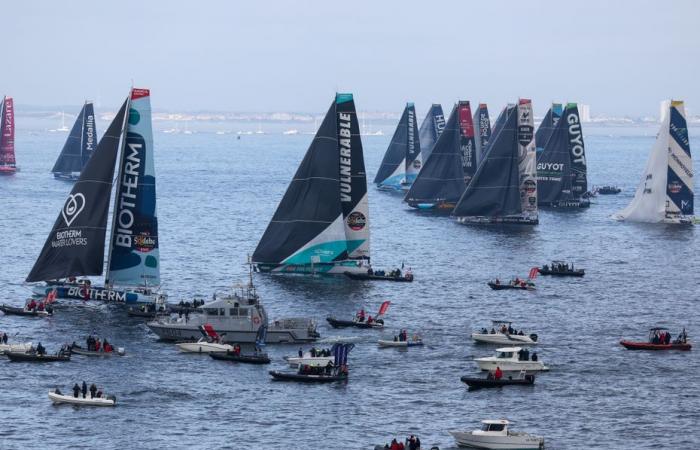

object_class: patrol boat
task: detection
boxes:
[147,267,319,344]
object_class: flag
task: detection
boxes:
[377,301,391,317]
[333,343,355,366]
[528,267,539,280]
[255,324,268,347]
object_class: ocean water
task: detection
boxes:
[0,122,699,450]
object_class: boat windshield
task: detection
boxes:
[481,423,505,432]
[498,352,513,359]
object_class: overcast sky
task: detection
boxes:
[2,0,698,116]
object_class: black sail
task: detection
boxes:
[51,104,86,174]
[418,104,445,162]
[536,110,573,205]
[253,99,344,265]
[26,99,127,282]
[374,105,409,186]
[473,103,491,166]
[452,106,521,217]
[564,104,588,196]
[404,104,465,207]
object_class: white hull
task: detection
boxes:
[450,431,544,449]
[49,391,115,406]
[284,355,334,367]
[475,358,548,372]
[176,341,233,353]
[471,333,536,346]
[0,343,32,354]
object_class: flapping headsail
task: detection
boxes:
[51,102,97,175]
[0,97,16,169]
[404,102,469,209]
[473,104,491,166]
[614,100,694,223]
[253,94,369,270]
[418,104,446,162]
[535,103,562,153]
[26,99,128,282]
[375,104,411,190]
[106,89,160,287]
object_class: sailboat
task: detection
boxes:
[253,93,370,275]
[0,96,17,175]
[51,102,97,181]
[614,100,694,224]
[535,103,563,153]
[404,101,476,212]
[452,99,538,224]
[418,104,445,162]
[28,88,163,303]
[536,103,589,208]
[374,103,421,191]
[473,103,491,167]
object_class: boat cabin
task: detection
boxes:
[476,420,510,435]
[495,347,521,359]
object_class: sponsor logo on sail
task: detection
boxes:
[3,99,13,137]
[524,179,537,194]
[407,109,415,156]
[338,112,352,202]
[346,211,366,231]
[567,113,586,166]
[412,160,421,169]
[85,115,95,152]
[668,181,683,194]
[61,193,86,226]
[134,233,157,252]
[115,137,142,248]
[537,162,564,172]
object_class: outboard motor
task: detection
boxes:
[529,333,538,342]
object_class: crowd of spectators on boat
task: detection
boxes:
[480,324,525,336]
[24,298,53,314]
[517,348,537,362]
[65,381,102,399]
[651,330,672,345]
[298,347,332,358]
[381,435,422,450]
[393,329,412,342]
[355,309,379,325]
[84,335,114,353]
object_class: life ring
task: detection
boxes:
[253,316,261,325]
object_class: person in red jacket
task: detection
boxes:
[494,366,503,380]
[94,338,101,352]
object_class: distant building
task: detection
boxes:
[578,104,591,122]
[659,100,671,122]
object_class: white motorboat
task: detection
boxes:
[378,337,424,348]
[472,321,538,346]
[284,353,334,367]
[49,390,116,407]
[176,338,233,353]
[474,347,548,372]
[0,342,33,354]
[449,419,544,449]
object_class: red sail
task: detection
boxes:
[0,97,16,166]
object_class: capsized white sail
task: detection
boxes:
[614,100,694,224]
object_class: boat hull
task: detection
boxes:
[255,261,368,275]
[34,284,159,304]
[326,317,384,329]
[0,305,52,317]
[6,352,70,362]
[487,282,534,291]
[449,431,544,449]
[475,359,548,372]
[620,340,691,351]
[269,370,347,383]
[471,333,537,346]
[147,322,317,344]
[377,340,423,347]
[49,391,115,406]
[460,375,535,390]
[70,345,125,357]
[456,216,539,225]
[284,355,334,367]
[537,269,584,277]
[52,172,80,181]
[343,272,413,282]
[0,343,33,354]
[176,342,232,353]
[210,352,271,364]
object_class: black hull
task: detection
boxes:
[326,317,383,329]
[209,352,271,364]
[537,269,585,277]
[6,352,70,362]
[461,375,535,390]
[0,305,51,317]
[343,272,413,282]
[269,370,348,383]
[487,282,533,291]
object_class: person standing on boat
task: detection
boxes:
[494,366,503,380]
[2,332,7,344]
[72,383,80,398]
[89,383,97,399]
[36,342,46,356]
[81,381,87,399]
[94,338,101,352]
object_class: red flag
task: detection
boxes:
[202,323,220,341]
[377,301,391,317]
[528,267,539,280]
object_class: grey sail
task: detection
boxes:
[51,102,96,178]
[418,104,446,162]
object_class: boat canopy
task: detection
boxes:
[482,419,510,425]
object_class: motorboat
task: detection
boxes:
[147,279,318,344]
[474,347,548,372]
[537,261,585,277]
[327,301,390,329]
[620,327,691,351]
[269,370,348,383]
[210,351,271,364]
[378,336,423,348]
[487,281,535,291]
[176,338,233,353]
[284,351,334,367]
[0,304,53,317]
[70,343,126,357]
[472,321,538,346]
[6,351,71,362]
[344,271,414,282]
[461,371,535,391]
[49,390,116,407]
[449,420,544,449]
[596,185,621,195]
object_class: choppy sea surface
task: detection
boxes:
[1,119,699,450]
